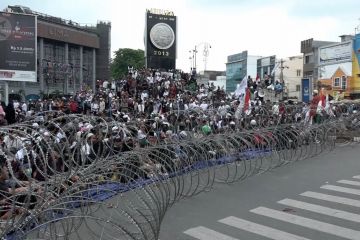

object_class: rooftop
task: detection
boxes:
[4,5,111,32]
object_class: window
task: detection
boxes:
[296,69,301,77]
[296,85,301,91]
[334,77,340,87]
[341,76,347,90]
[305,56,310,64]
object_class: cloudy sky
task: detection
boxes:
[2,0,360,72]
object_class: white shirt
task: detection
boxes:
[138,103,145,113]
[102,81,109,89]
[22,103,27,112]
[200,103,208,111]
[99,101,106,112]
[4,136,22,151]
[15,148,37,162]
[55,132,65,143]
[141,92,148,101]
[189,102,198,109]
[272,104,279,115]
[218,105,227,116]
[13,101,20,110]
[91,102,99,111]
[147,76,154,84]
[81,143,92,164]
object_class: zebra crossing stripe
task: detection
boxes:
[320,185,360,195]
[251,207,360,240]
[219,216,311,240]
[300,191,360,208]
[278,198,360,223]
[183,226,239,240]
[352,175,360,179]
[337,180,360,187]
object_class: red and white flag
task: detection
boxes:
[317,88,326,112]
[235,87,252,118]
[243,87,251,112]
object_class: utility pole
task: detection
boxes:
[280,59,284,84]
[355,18,360,35]
[279,59,288,100]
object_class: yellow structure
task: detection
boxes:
[352,34,360,97]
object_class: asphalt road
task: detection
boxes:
[159,144,360,240]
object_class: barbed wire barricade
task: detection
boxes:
[0,103,359,240]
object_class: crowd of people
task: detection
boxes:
[0,67,358,223]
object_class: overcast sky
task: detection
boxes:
[2,0,360,72]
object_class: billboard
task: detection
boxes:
[319,41,352,65]
[301,78,310,103]
[145,9,176,70]
[0,11,37,82]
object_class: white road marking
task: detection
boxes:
[300,191,360,208]
[337,180,360,187]
[183,226,239,240]
[320,185,360,196]
[251,207,360,240]
[219,216,311,240]
[278,198,360,223]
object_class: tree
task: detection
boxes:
[111,48,145,79]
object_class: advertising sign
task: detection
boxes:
[145,10,176,70]
[301,78,310,103]
[319,42,352,65]
[0,11,37,82]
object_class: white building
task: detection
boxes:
[209,76,226,90]
[274,55,303,99]
[196,70,226,86]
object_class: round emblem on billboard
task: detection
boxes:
[0,17,12,41]
[149,23,175,50]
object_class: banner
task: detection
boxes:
[301,78,310,103]
[319,42,352,65]
[234,76,247,98]
[0,12,37,82]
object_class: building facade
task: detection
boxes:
[300,38,337,94]
[209,76,226,90]
[317,37,353,98]
[274,56,303,99]
[257,55,276,79]
[2,5,111,101]
[226,51,261,92]
[196,70,225,86]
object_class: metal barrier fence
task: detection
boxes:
[0,103,359,240]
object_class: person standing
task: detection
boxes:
[310,90,320,124]
[0,102,6,125]
[5,102,16,125]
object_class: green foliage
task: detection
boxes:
[111,48,145,79]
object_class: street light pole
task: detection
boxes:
[190,42,211,74]
[194,45,197,71]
